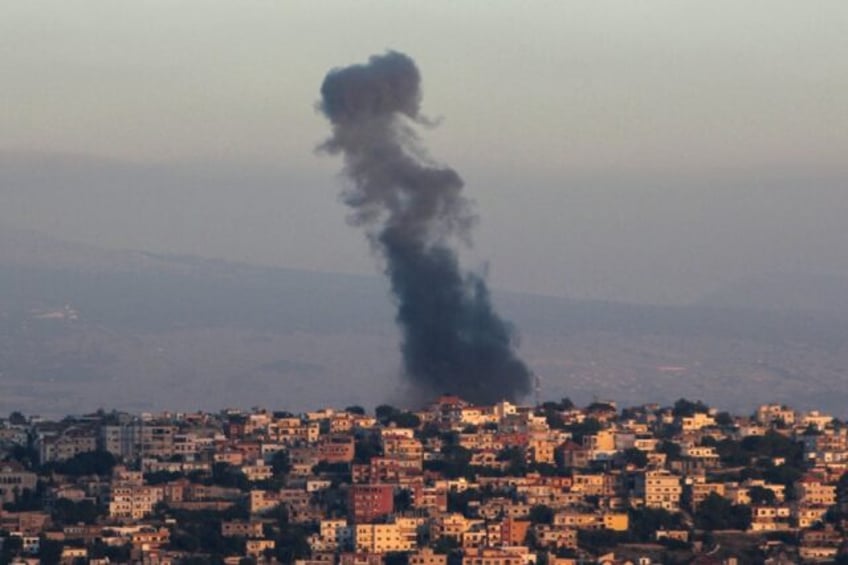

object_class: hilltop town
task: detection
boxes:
[1,397,847,565]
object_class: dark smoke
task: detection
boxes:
[319,51,532,404]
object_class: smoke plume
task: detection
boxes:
[319,51,531,404]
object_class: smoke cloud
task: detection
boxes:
[319,51,532,404]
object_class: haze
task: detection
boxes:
[2,1,848,304]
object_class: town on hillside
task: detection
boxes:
[1,396,847,565]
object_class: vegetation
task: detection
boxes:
[694,493,752,531]
[44,450,116,477]
[51,497,102,526]
[672,398,711,418]
[375,404,421,429]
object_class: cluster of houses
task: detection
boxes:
[0,396,847,564]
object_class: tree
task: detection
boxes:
[715,411,734,426]
[48,450,116,477]
[375,405,420,429]
[384,552,410,565]
[345,405,366,415]
[209,462,250,491]
[432,536,459,554]
[528,504,554,525]
[90,542,132,562]
[393,412,421,429]
[271,450,291,475]
[695,493,751,531]
[496,446,527,476]
[564,418,602,443]
[6,444,39,470]
[435,445,473,479]
[39,539,63,565]
[376,404,399,425]
[447,489,484,516]
[672,398,710,418]
[748,486,777,506]
[394,489,413,512]
[658,441,682,462]
[577,529,629,553]
[0,534,22,563]
[8,411,26,426]
[145,470,183,485]
[354,435,382,464]
[628,507,685,542]
[52,498,101,526]
[622,448,648,468]
[274,524,311,563]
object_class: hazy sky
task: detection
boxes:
[2,1,847,303]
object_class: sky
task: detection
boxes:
[2,1,847,303]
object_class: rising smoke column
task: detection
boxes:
[319,51,531,404]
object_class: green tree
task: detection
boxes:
[48,450,116,477]
[432,536,459,554]
[274,524,311,563]
[715,412,734,426]
[622,448,648,468]
[672,398,710,418]
[354,435,382,464]
[384,552,410,565]
[658,440,683,462]
[51,498,101,526]
[528,504,554,525]
[394,489,413,512]
[564,418,602,443]
[209,462,250,491]
[748,486,776,506]
[695,493,751,531]
[0,534,23,563]
[436,445,473,479]
[376,404,400,425]
[8,411,26,426]
[446,489,485,516]
[628,507,685,542]
[145,470,183,485]
[496,446,527,476]
[393,412,421,429]
[270,450,291,475]
[39,539,63,565]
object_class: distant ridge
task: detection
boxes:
[2,227,848,417]
[697,272,848,316]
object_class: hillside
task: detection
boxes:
[1,228,847,417]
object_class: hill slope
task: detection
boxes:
[1,228,847,417]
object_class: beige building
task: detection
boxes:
[462,547,530,565]
[319,519,353,550]
[109,484,164,520]
[0,462,37,505]
[241,460,274,483]
[796,475,837,506]
[354,520,418,553]
[246,539,276,557]
[410,547,447,565]
[637,470,682,511]
[755,404,796,426]
[680,413,716,431]
[37,426,98,462]
[221,520,264,538]
[749,506,792,531]
[553,511,628,531]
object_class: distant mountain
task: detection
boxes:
[697,273,848,316]
[2,228,848,418]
